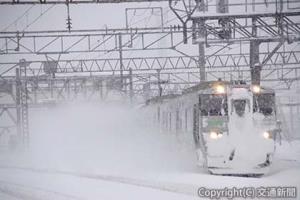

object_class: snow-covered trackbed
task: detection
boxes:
[0,165,198,199]
[0,179,83,200]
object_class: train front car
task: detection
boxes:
[195,81,280,176]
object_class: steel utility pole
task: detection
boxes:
[129,68,133,103]
[250,17,261,85]
[118,34,124,90]
[198,0,206,81]
[16,59,29,146]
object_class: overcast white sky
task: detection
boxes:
[0,2,173,31]
[0,0,299,90]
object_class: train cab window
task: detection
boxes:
[199,94,227,116]
[254,94,275,116]
[232,99,247,117]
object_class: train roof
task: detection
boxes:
[183,80,275,94]
[182,80,230,94]
[145,80,275,105]
[145,93,180,105]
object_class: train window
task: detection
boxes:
[233,99,247,117]
[199,94,227,116]
[254,94,275,116]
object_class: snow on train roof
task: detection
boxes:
[145,81,226,105]
[145,81,275,105]
[145,93,181,105]
[182,80,230,94]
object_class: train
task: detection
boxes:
[144,80,281,176]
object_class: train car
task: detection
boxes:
[144,80,281,176]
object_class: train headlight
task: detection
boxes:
[210,131,223,139]
[217,133,223,138]
[263,131,271,139]
[215,85,225,94]
[252,85,261,93]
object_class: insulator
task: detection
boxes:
[66,17,72,31]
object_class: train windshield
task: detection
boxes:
[254,93,275,116]
[199,94,227,116]
[232,99,250,117]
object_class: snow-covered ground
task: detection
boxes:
[0,102,299,199]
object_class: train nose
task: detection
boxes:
[226,135,274,167]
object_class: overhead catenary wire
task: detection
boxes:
[1,5,35,32]
[23,4,56,31]
[82,5,178,61]
[0,4,56,52]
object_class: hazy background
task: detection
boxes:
[0,99,197,178]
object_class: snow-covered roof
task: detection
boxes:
[145,80,275,106]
